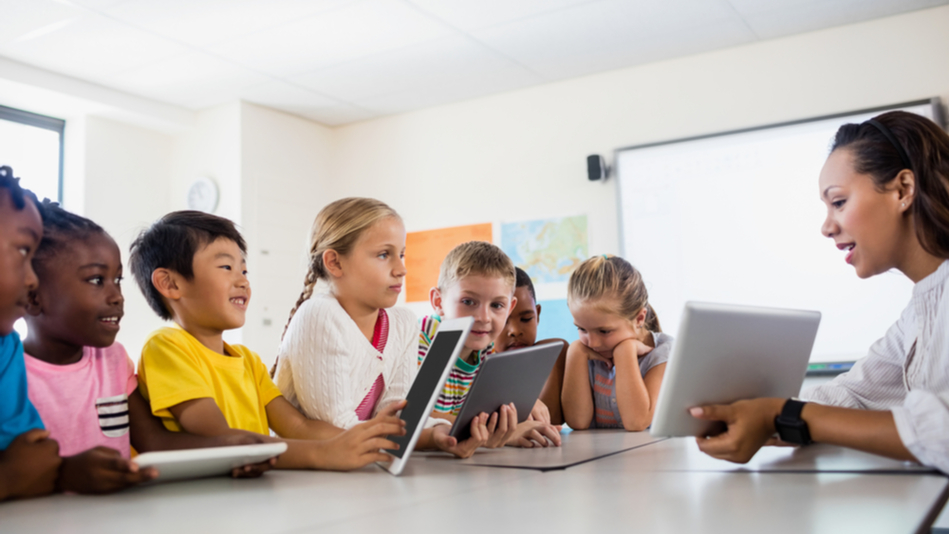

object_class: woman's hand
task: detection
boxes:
[689,398,785,463]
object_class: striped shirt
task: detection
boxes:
[355,309,389,421]
[589,331,673,429]
[802,260,948,473]
[418,315,493,416]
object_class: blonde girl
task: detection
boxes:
[273,198,488,458]
[561,255,671,432]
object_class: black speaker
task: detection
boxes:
[587,154,608,181]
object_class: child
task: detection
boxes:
[0,166,60,501]
[562,255,672,432]
[130,210,406,471]
[493,267,569,426]
[691,111,948,473]
[421,241,561,448]
[273,198,489,458]
[22,203,270,495]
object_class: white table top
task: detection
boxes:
[0,432,945,534]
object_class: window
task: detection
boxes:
[0,104,65,203]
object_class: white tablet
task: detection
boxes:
[377,316,473,476]
[133,442,287,483]
[650,301,821,438]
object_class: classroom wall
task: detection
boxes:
[325,6,948,309]
[82,116,173,360]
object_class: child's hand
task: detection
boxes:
[483,403,520,448]
[0,429,61,499]
[61,446,158,494]
[314,401,407,471]
[209,434,280,478]
[528,399,551,425]
[577,341,615,369]
[507,420,562,448]
[430,413,489,459]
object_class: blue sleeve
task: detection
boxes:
[0,333,44,450]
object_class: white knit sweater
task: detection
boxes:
[275,293,420,430]
[803,261,949,473]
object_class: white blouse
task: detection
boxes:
[802,261,949,473]
[275,293,420,430]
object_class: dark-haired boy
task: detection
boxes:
[494,267,569,426]
[0,166,61,500]
[131,211,405,470]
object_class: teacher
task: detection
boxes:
[690,110,949,473]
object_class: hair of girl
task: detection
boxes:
[271,197,400,376]
[32,200,105,272]
[0,166,42,215]
[831,110,948,259]
[567,254,660,332]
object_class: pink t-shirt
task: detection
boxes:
[25,343,137,458]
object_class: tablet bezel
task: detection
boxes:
[377,316,473,476]
[649,301,821,438]
[448,341,563,441]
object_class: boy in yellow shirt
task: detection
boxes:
[130,211,405,470]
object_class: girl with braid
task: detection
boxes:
[273,198,489,458]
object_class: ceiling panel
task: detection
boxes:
[104,0,353,47]
[105,52,270,108]
[292,35,542,102]
[406,0,598,32]
[727,0,946,39]
[0,10,186,80]
[472,0,756,79]
[0,0,83,47]
[239,80,343,114]
[208,0,453,77]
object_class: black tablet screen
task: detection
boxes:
[384,330,461,458]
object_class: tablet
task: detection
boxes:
[377,316,473,476]
[650,301,821,438]
[449,341,563,441]
[132,442,287,483]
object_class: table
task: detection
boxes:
[0,432,945,534]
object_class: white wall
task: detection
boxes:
[326,7,949,308]
[240,102,334,365]
[83,116,172,360]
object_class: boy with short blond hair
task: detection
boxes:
[419,241,561,448]
[131,210,406,471]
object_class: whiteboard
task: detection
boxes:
[617,100,940,362]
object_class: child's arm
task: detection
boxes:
[561,340,596,430]
[265,397,346,440]
[612,339,666,431]
[128,389,274,478]
[536,339,569,425]
[0,429,61,501]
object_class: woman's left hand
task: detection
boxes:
[689,398,785,463]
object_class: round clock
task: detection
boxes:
[187,177,219,213]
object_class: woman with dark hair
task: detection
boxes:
[690,111,949,473]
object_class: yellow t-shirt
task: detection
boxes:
[138,326,282,435]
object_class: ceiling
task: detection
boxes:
[0,0,944,126]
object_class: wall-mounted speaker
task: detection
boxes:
[587,154,609,181]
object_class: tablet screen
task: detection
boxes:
[385,330,462,459]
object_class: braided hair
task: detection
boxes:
[0,166,43,216]
[32,200,106,272]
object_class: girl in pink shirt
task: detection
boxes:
[23,202,270,494]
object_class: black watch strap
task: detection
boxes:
[774,399,813,446]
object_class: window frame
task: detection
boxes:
[0,104,66,203]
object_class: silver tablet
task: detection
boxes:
[377,316,473,476]
[650,301,820,438]
[449,341,563,441]
[133,442,287,483]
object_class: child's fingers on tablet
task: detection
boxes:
[363,420,406,439]
[363,437,400,453]
[377,400,407,418]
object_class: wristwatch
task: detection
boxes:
[773,399,813,446]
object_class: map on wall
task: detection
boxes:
[501,215,588,284]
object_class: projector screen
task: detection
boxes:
[617,100,941,362]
